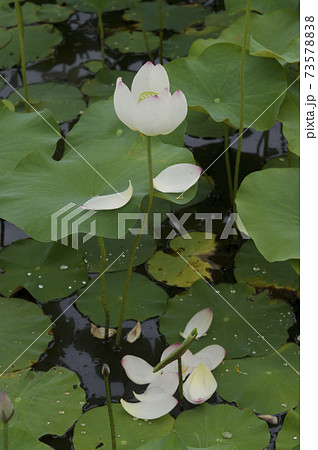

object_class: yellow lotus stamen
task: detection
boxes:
[138,91,158,102]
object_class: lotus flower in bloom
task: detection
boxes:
[114,61,188,136]
[120,308,225,419]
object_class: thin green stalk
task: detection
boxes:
[134,0,154,63]
[115,136,153,348]
[223,124,233,205]
[233,0,251,204]
[97,236,110,340]
[3,421,8,450]
[14,0,29,113]
[158,0,164,64]
[0,218,5,248]
[287,149,293,167]
[178,357,184,409]
[263,130,269,161]
[102,366,116,450]
[97,9,105,66]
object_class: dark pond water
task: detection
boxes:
[0,1,299,449]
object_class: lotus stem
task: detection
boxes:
[223,124,233,205]
[233,0,251,204]
[102,364,116,450]
[158,0,164,64]
[97,236,110,340]
[3,422,8,450]
[0,218,4,248]
[178,357,184,410]
[97,9,105,67]
[134,0,154,63]
[263,130,269,161]
[14,0,30,112]
[115,135,154,348]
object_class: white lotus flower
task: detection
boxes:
[120,340,225,418]
[81,180,133,210]
[153,163,202,193]
[114,61,188,136]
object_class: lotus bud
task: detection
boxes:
[0,390,14,423]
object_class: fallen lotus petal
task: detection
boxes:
[135,373,179,401]
[160,345,194,379]
[120,391,178,420]
[90,323,116,339]
[114,61,187,136]
[126,321,141,343]
[257,414,278,425]
[81,180,133,210]
[192,344,226,371]
[180,307,213,340]
[121,355,159,384]
[153,163,202,193]
[183,363,217,405]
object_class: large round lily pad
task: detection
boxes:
[0,107,59,177]
[174,404,269,449]
[0,297,52,372]
[160,281,293,357]
[214,343,300,414]
[0,427,49,449]
[0,367,85,438]
[276,408,300,449]
[73,404,174,449]
[76,271,168,326]
[234,240,300,291]
[0,24,62,69]
[0,2,73,27]
[225,0,300,14]
[147,232,218,288]
[9,83,86,123]
[79,233,156,273]
[0,239,88,302]
[236,168,300,262]
[166,43,286,131]
[0,130,196,242]
[105,30,158,54]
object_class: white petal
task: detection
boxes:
[121,355,159,385]
[193,345,226,371]
[114,77,137,130]
[148,64,170,94]
[183,364,217,405]
[133,386,169,403]
[160,90,188,135]
[120,395,178,420]
[81,180,133,210]
[134,94,172,136]
[134,373,178,401]
[180,307,213,340]
[153,163,202,194]
[131,61,155,101]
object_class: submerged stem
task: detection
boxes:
[115,136,153,348]
[178,357,184,410]
[102,366,116,450]
[14,0,30,112]
[0,218,5,248]
[158,0,164,64]
[134,0,154,63]
[98,236,110,339]
[3,422,8,450]
[223,124,233,205]
[233,0,251,203]
[97,9,105,66]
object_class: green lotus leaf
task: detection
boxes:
[166,43,286,131]
[73,404,174,449]
[160,280,293,357]
[262,155,300,169]
[234,240,300,291]
[76,271,168,325]
[105,30,158,54]
[0,2,73,27]
[0,24,62,69]
[225,0,300,15]
[214,343,300,414]
[0,297,51,372]
[236,168,300,262]
[0,239,89,302]
[0,107,59,178]
[147,232,218,288]
[0,367,85,438]
[0,427,49,449]
[186,110,226,138]
[9,83,86,123]
[276,408,300,449]
[57,0,132,12]
[0,27,11,47]
[278,79,300,155]
[124,1,209,32]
